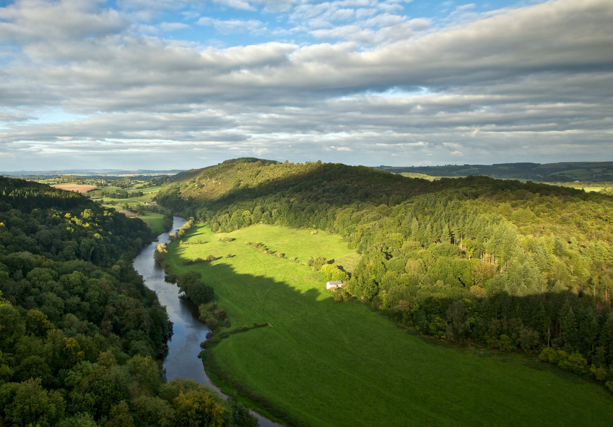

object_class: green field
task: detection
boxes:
[166,224,613,427]
[89,184,162,204]
[139,211,166,234]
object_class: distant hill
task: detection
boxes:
[1,168,184,177]
[376,162,613,182]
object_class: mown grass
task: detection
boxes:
[166,224,613,427]
[139,211,165,234]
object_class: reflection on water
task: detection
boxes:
[133,217,281,427]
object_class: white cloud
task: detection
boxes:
[160,22,190,31]
[197,17,265,34]
[0,0,612,169]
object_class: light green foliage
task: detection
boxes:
[320,264,348,282]
[173,390,226,427]
[166,224,613,427]
[57,413,98,427]
[1,378,65,427]
[154,243,168,263]
[590,365,608,382]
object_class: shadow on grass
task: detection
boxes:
[166,238,613,427]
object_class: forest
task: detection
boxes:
[157,158,613,391]
[0,177,257,426]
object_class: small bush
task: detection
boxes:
[590,365,608,381]
[213,307,226,320]
[538,347,558,364]
[205,255,216,262]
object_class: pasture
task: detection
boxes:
[139,211,166,234]
[165,224,613,427]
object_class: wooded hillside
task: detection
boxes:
[157,159,613,389]
[0,177,257,427]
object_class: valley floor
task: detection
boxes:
[165,224,613,427]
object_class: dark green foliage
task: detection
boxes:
[177,272,215,306]
[0,177,250,426]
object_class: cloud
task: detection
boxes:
[197,17,265,34]
[0,0,612,169]
[160,22,190,31]
[0,0,129,42]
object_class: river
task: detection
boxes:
[133,216,282,427]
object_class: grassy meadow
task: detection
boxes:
[165,224,613,427]
[89,184,163,205]
[138,211,166,234]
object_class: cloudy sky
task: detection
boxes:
[0,0,612,170]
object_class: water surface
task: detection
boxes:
[133,217,281,427]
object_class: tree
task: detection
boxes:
[445,301,468,343]
[127,355,162,395]
[154,243,168,264]
[105,400,135,427]
[0,304,25,352]
[173,389,226,427]
[26,310,53,337]
[228,397,258,427]
[3,378,65,427]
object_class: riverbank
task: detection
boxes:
[135,217,283,427]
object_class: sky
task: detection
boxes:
[0,0,612,171]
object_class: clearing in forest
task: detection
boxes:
[165,224,613,427]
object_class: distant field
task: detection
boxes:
[399,172,443,181]
[546,182,613,193]
[166,224,613,427]
[50,183,97,193]
[89,184,162,204]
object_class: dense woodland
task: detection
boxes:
[0,177,257,426]
[157,159,613,390]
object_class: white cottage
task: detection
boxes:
[326,281,343,290]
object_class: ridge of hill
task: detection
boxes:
[376,161,613,182]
